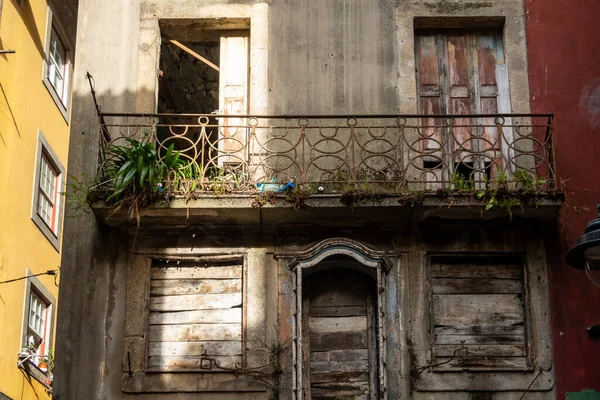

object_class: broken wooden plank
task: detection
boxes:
[309,316,368,333]
[152,265,241,280]
[431,278,523,294]
[434,324,524,335]
[433,294,523,316]
[149,308,242,325]
[434,312,525,327]
[309,306,367,317]
[435,333,525,345]
[435,344,525,357]
[310,371,370,383]
[149,323,242,342]
[147,354,241,370]
[148,341,242,356]
[168,39,220,72]
[434,356,528,369]
[310,360,369,373]
[310,350,369,362]
[309,331,368,352]
[431,263,522,279]
[149,293,242,312]
[150,278,241,295]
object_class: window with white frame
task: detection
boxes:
[37,154,59,230]
[20,271,55,380]
[43,8,72,117]
[28,290,50,354]
[31,131,64,250]
[47,27,67,104]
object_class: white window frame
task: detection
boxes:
[31,130,65,251]
[20,270,55,377]
[42,6,72,122]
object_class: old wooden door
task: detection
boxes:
[218,34,249,167]
[415,30,509,184]
[303,269,378,400]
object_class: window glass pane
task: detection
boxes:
[48,27,66,98]
[28,292,47,338]
[37,154,58,229]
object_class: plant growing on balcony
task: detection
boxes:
[103,135,183,202]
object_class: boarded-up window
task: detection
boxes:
[429,256,528,370]
[415,30,508,183]
[147,258,243,371]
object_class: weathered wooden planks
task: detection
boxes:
[434,356,528,369]
[435,344,525,357]
[433,294,523,315]
[149,293,242,312]
[435,334,525,345]
[148,261,244,371]
[147,354,242,370]
[309,316,368,333]
[152,265,241,280]
[304,269,376,399]
[148,341,242,356]
[309,306,367,317]
[310,331,368,352]
[431,263,522,279]
[434,324,524,335]
[310,360,369,373]
[149,308,241,325]
[310,349,369,362]
[150,279,241,295]
[149,323,242,342]
[434,312,524,327]
[430,258,528,369]
[431,278,523,294]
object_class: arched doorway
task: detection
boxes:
[288,238,391,400]
[302,260,378,399]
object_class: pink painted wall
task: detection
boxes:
[525,0,600,397]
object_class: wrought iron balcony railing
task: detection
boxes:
[97,113,556,195]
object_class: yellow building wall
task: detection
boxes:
[0,0,72,398]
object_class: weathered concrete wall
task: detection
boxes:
[54,0,141,398]
[525,0,600,397]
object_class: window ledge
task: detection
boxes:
[18,360,52,390]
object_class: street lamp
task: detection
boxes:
[565,204,600,340]
[565,204,600,288]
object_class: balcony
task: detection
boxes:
[91,113,562,229]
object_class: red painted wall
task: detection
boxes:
[525,0,600,397]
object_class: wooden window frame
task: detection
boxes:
[31,130,65,251]
[427,254,532,372]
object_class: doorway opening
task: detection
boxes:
[301,258,380,399]
[157,19,250,171]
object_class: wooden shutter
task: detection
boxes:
[430,256,528,369]
[416,31,506,180]
[147,260,243,371]
[218,35,249,167]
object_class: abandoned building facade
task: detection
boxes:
[56,0,564,399]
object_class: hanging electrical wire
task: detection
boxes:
[0,269,60,285]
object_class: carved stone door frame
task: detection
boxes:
[287,238,392,400]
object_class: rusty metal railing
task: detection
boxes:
[97,113,555,193]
